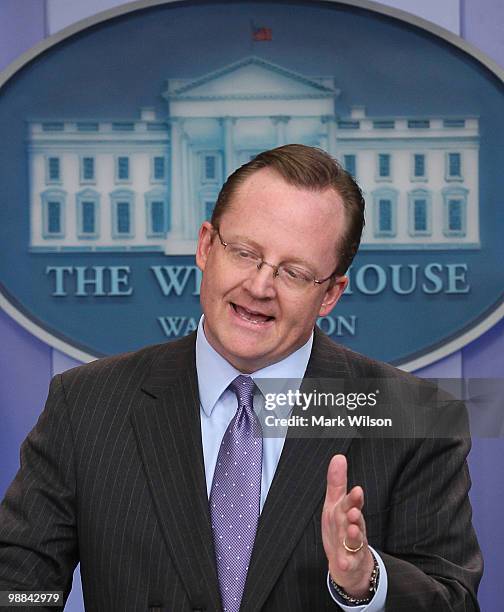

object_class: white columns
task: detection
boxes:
[321,115,337,156]
[181,131,192,239]
[168,118,184,242]
[222,116,236,176]
[166,118,197,252]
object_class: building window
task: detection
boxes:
[199,188,219,225]
[81,157,95,183]
[343,154,356,177]
[378,200,392,232]
[412,154,426,180]
[111,189,134,238]
[448,200,463,231]
[147,122,166,132]
[48,201,62,233]
[377,153,391,180]
[205,155,216,179]
[446,152,462,180]
[145,190,169,237]
[443,119,465,128]
[373,188,397,237]
[116,156,130,182]
[413,200,427,231]
[77,122,99,132]
[337,120,359,129]
[408,119,430,129]
[150,201,165,233]
[82,202,96,233]
[46,157,61,183]
[373,120,394,129]
[200,152,221,183]
[205,200,215,220]
[42,122,64,132]
[76,189,99,238]
[442,187,468,237]
[112,122,135,131]
[151,156,166,182]
[117,202,130,234]
[41,189,66,238]
[408,190,431,236]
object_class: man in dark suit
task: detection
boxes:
[0,145,482,611]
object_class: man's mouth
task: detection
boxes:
[231,303,274,325]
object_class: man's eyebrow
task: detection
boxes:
[227,234,262,248]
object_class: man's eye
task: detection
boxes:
[233,247,257,260]
[283,267,310,281]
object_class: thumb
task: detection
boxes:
[324,454,348,507]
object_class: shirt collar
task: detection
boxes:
[196,315,313,417]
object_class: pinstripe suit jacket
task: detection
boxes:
[0,330,482,611]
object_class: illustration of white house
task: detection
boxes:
[28,56,480,254]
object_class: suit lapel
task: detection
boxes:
[241,330,354,612]
[130,333,221,609]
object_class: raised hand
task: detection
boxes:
[322,454,375,598]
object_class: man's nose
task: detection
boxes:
[242,262,277,299]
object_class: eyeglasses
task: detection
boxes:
[214,229,338,291]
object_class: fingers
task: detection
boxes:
[344,486,367,549]
[331,500,370,581]
[341,485,363,513]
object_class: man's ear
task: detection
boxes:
[318,276,348,317]
[196,221,215,272]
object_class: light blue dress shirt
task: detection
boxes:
[196,317,387,611]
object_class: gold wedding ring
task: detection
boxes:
[343,537,364,553]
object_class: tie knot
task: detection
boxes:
[229,375,255,408]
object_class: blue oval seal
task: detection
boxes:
[0,0,502,368]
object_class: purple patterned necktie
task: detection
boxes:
[210,375,263,612]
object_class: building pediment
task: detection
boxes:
[164,56,339,101]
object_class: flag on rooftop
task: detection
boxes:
[252,26,272,42]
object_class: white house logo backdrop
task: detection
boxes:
[0,0,503,366]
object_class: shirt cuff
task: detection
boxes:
[327,546,388,611]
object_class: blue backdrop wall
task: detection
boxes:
[0,1,503,610]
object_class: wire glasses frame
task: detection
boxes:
[214,228,338,289]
